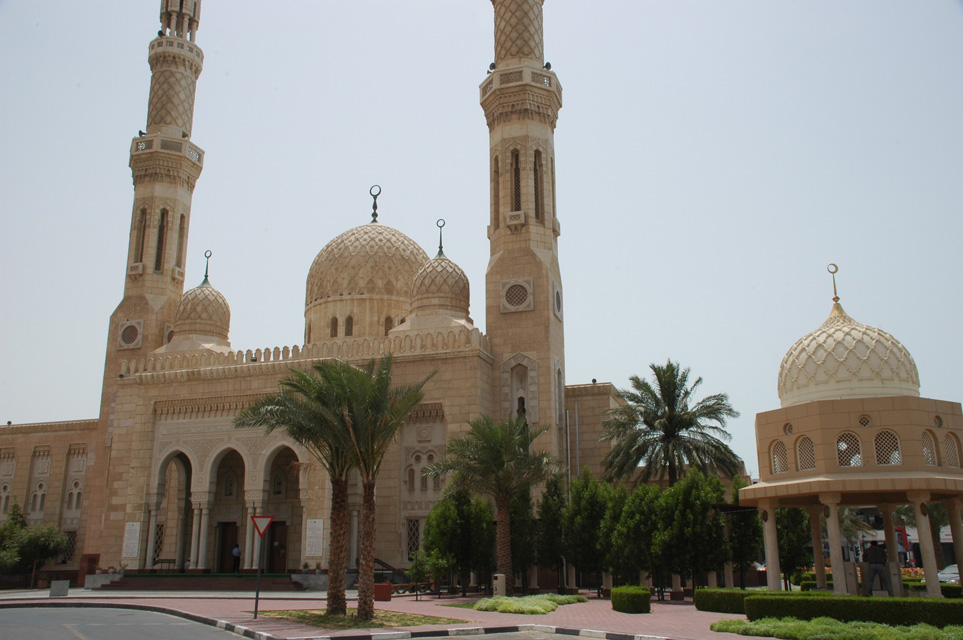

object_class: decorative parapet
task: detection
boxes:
[121,328,492,384]
[0,420,99,435]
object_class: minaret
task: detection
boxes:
[104,0,205,384]
[481,0,566,454]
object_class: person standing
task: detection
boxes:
[232,543,241,573]
[863,541,890,596]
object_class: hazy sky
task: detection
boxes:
[2,1,962,477]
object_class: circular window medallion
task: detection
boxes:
[935,416,944,428]
[121,324,140,346]
[427,454,434,463]
[858,415,872,428]
[414,454,421,463]
[783,423,793,435]
[1,484,7,493]
[555,290,562,313]
[505,284,529,307]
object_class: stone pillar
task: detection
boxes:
[759,501,781,591]
[566,562,576,591]
[909,491,942,597]
[821,495,846,596]
[528,566,539,590]
[943,498,963,573]
[879,504,899,565]
[806,505,827,589]
[670,573,683,600]
[723,563,734,589]
[243,502,257,570]
[197,505,211,570]
[188,506,201,569]
[144,505,159,570]
[707,571,718,588]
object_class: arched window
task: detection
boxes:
[329,317,338,338]
[38,493,45,510]
[135,209,147,262]
[407,468,415,492]
[1,495,8,514]
[836,432,862,467]
[492,156,500,230]
[154,209,168,272]
[874,430,902,465]
[175,214,186,269]
[770,441,788,474]
[796,436,816,471]
[272,470,286,496]
[306,322,312,344]
[922,431,939,466]
[30,494,38,512]
[551,157,557,222]
[511,150,521,212]
[384,317,393,336]
[67,493,74,510]
[345,316,354,337]
[533,150,543,222]
[224,473,235,497]
[945,433,961,468]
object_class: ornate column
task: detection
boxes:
[759,500,782,591]
[806,505,827,589]
[244,501,257,570]
[188,506,201,569]
[197,504,212,570]
[144,494,161,570]
[820,494,846,596]
[943,498,963,579]
[909,491,942,597]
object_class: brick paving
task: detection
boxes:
[0,589,747,640]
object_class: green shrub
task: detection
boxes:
[744,594,963,627]
[473,594,587,614]
[712,617,963,639]
[942,584,962,599]
[694,588,754,614]
[611,586,650,614]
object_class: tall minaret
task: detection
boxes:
[481,0,566,455]
[103,0,205,391]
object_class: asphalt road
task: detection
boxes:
[0,608,238,640]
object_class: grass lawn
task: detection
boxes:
[712,617,963,639]
[258,608,468,630]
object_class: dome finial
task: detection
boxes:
[827,263,839,303]
[201,249,212,286]
[435,218,447,259]
[369,185,381,223]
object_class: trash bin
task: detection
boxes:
[374,581,393,601]
[493,573,506,597]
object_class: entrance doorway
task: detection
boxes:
[268,521,288,573]
[217,522,239,573]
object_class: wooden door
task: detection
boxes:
[268,521,288,573]
[218,522,238,573]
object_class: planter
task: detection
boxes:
[374,582,393,601]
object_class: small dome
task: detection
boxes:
[778,302,920,407]
[305,222,429,307]
[411,255,470,316]
[174,277,231,340]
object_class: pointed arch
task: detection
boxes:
[922,430,939,466]
[154,208,168,272]
[796,436,816,471]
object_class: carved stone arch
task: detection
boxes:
[153,447,197,493]
[500,352,539,423]
[258,441,309,490]
[206,444,248,492]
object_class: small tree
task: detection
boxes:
[0,503,26,574]
[510,487,537,593]
[422,488,494,596]
[599,483,630,585]
[535,475,566,592]
[727,475,762,589]
[613,483,664,598]
[562,467,608,594]
[776,507,813,589]
[16,526,69,588]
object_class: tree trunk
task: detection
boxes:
[495,496,513,594]
[356,481,378,620]
[326,476,349,616]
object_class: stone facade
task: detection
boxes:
[0,0,618,577]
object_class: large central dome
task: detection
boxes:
[306,222,429,305]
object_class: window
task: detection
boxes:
[511,150,521,211]
[873,430,901,465]
[345,316,354,337]
[770,441,788,474]
[406,519,420,561]
[533,150,543,222]
[836,432,862,467]
[175,214,186,268]
[329,317,338,338]
[135,209,147,262]
[796,436,816,471]
[945,434,961,468]
[384,317,393,336]
[154,209,168,272]
[492,156,500,230]
[62,531,78,563]
[272,470,286,496]
[922,431,938,466]
[407,468,415,493]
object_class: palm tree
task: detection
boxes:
[602,360,741,486]
[423,415,559,593]
[233,365,353,616]
[327,355,431,620]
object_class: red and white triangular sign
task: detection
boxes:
[251,515,274,537]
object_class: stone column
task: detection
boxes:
[670,573,683,599]
[243,502,257,570]
[707,571,718,588]
[821,495,847,595]
[197,505,211,570]
[806,505,827,589]
[723,563,734,589]
[759,500,782,591]
[943,498,963,575]
[528,566,539,591]
[879,503,899,564]
[188,506,201,569]
[909,491,942,597]
[144,503,159,570]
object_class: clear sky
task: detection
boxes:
[2,1,962,477]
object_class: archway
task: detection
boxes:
[149,451,193,571]
[209,448,246,572]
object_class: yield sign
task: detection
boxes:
[251,515,274,537]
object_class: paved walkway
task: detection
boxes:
[0,588,746,640]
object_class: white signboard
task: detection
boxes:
[305,519,324,557]
[122,522,141,558]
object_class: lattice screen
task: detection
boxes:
[406,519,420,561]
[62,531,78,562]
[770,441,788,474]
[945,434,961,468]
[153,523,165,564]
[874,430,901,465]
[796,437,816,471]
[836,432,862,467]
[922,432,938,466]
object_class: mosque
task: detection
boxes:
[2,0,961,597]
[0,0,618,581]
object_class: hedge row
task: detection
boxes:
[611,586,650,614]
[693,588,814,614]
[798,580,962,598]
[744,595,963,627]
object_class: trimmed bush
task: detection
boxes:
[694,588,754,614]
[942,584,962,599]
[473,594,587,614]
[611,586,650,614]
[744,594,963,627]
